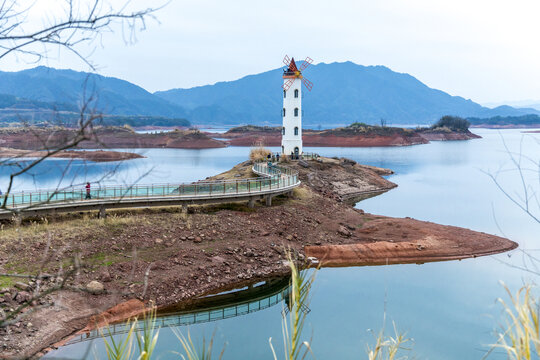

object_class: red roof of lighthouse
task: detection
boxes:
[287,58,299,72]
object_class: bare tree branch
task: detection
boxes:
[0,0,165,69]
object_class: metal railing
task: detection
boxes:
[2,162,300,209]
[301,152,319,160]
[66,277,291,345]
[66,292,284,344]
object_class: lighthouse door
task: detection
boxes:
[294,147,299,158]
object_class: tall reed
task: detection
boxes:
[270,251,317,360]
[487,283,540,360]
[101,305,159,360]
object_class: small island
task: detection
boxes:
[214,116,480,147]
[0,126,226,151]
[0,147,144,162]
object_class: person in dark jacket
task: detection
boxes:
[85,182,92,199]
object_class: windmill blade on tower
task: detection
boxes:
[299,57,313,72]
[302,77,313,91]
[283,55,291,67]
[282,78,295,91]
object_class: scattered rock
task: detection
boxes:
[337,225,352,237]
[99,270,112,283]
[15,291,31,304]
[211,256,225,264]
[86,281,105,295]
[155,238,163,244]
[14,282,29,291]
[194,236,202,243]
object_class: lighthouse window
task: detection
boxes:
[294,127,299,136]
[283,108,286,117]
[294,89,299,98]
[294,108,299,117]
[282,127,285,135]
[283,90,286,98]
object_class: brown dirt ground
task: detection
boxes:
[0,157,517,359]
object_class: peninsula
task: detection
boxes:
[0,156,516,358]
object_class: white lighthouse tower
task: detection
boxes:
[281,56,313,157]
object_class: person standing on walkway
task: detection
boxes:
[85,182,91,199]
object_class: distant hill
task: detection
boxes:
[156,61,539,126]
[0,93,189,128]
[0,93,78,112]
[0,67,186,118]
[468,114,540,128]
[1,64,538,127]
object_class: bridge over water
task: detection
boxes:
[0,162,301,220]
[66,276,291,345]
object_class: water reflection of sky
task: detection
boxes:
[34,129,540,359]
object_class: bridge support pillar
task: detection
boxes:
[265,195,272,207]
[98,206,107,219]
[248,198,256,209]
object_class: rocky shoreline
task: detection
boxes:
[0,157,516,358]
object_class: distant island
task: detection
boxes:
[0,126,225,152]
[215,116,480,147]
[468,114,540,128]
[0,147,144,162]
[0,116,480,154]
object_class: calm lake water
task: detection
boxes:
[19,129,539,359]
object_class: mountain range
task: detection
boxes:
[0,63,537,126]
[0,66,185,118]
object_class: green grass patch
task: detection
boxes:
[87,252,125,267]
[0,276,16,288]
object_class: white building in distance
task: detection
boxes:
[281,58,303,156]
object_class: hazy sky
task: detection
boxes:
[3,0,540,104]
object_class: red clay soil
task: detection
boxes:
[0,127,226,150]
[216,128,479,147]
[0,147,144,162]
[0,157,517,358]
[220,131,428,147]
[306,217,516,267]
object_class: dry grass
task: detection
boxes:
[291,187,311,202]
[0,212,143,244]
[367,321,412,360]
[249,145,271,162]
[487,283,540,360]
